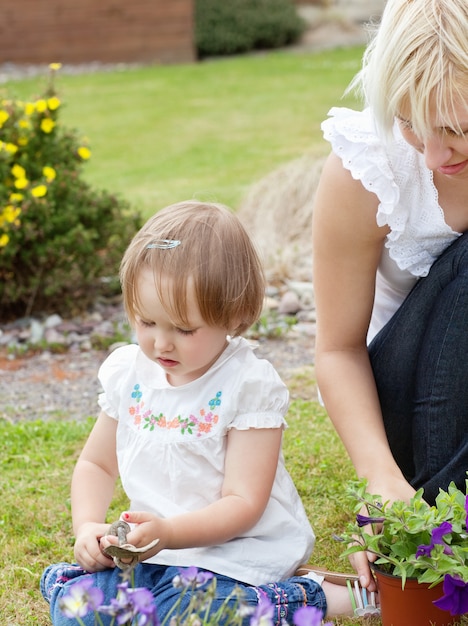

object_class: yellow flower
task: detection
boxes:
[11,164,26,179]
[31,185,47,198]
[0,233,9,247]
[77,146,91,160]
[14,177,28,190]
[49,62,62,71]
[19,119,31,129]
[25,102,35,116]
[47,96,61,111]
[0,109,9,126]
[42,166,56,181]
[40,118,55,133]
[4,142,18,154]
[17,137,28,146]
[9,192,23,202]
[3,205,21,223]
[35,99,48,113]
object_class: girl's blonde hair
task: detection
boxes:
[120,201,265,336]
[350,0,468,139]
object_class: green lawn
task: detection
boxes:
[3,48,362,218]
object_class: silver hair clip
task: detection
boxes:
[146,239,181,249]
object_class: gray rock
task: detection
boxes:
[278,291,302,315]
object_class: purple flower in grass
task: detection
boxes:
[58,577,104,619]
[293,605,332,626]
[99,581,158,626]
[416,521,453,558]
[433,574,468,616]
[172,565,214,589]
[465,494,468,529]
[249,595,275,626]
[128,587,159,625]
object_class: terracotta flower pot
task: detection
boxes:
[373,567,460,626]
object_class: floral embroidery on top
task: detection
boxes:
[128,384,222,437]
[208,391,222,411]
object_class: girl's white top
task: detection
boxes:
[98,336,315,586]
[322,107,461,343]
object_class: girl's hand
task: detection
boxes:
[100,511,167,562]
[74,522,116,572]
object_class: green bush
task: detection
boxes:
[195,0,307,58]
[0,65,142,321]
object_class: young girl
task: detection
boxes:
[41,201,361,624]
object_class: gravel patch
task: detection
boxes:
[0,335,313,423]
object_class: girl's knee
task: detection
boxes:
[40,562,112,626]
[40,563,88,605]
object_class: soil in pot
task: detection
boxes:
[373,567,460,626]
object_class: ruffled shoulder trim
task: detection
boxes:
[321,107,459,276]
[221,343,290,430]
[229,412,287,431]
[322,107,402,233]
[98,344,140,418]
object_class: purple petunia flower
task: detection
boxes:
[433,574,468,616]
[58,577,104,619]
[415,544,433,558]
[465,494,468,529]
[293,605,332,626]
[416,521,453,558]
[356,513,385,527]
[172,565,214,589]
[249,595,275,626]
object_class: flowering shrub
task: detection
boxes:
[338,478,468,616]
[0,64,141,321]
[58,566,333,626]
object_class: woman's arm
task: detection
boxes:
[313,152,417,589]
[312,153,414,500]
[103,426,283,555]
[71,411,119,571]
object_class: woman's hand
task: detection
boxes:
[74,521,116,572]
[348,474,417,590]
[366,474,417,509]
[349,550,378,592]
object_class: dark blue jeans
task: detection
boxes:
[368,231,468,504]
[40,562,326,626]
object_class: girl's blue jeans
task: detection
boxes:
[40,562,326,625]
[369,231,468,504]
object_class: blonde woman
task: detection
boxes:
[313,0,468,591]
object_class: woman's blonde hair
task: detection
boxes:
[120,201,265,336]
[350,0,468,139]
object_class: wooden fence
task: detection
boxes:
[0,0,195,66]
